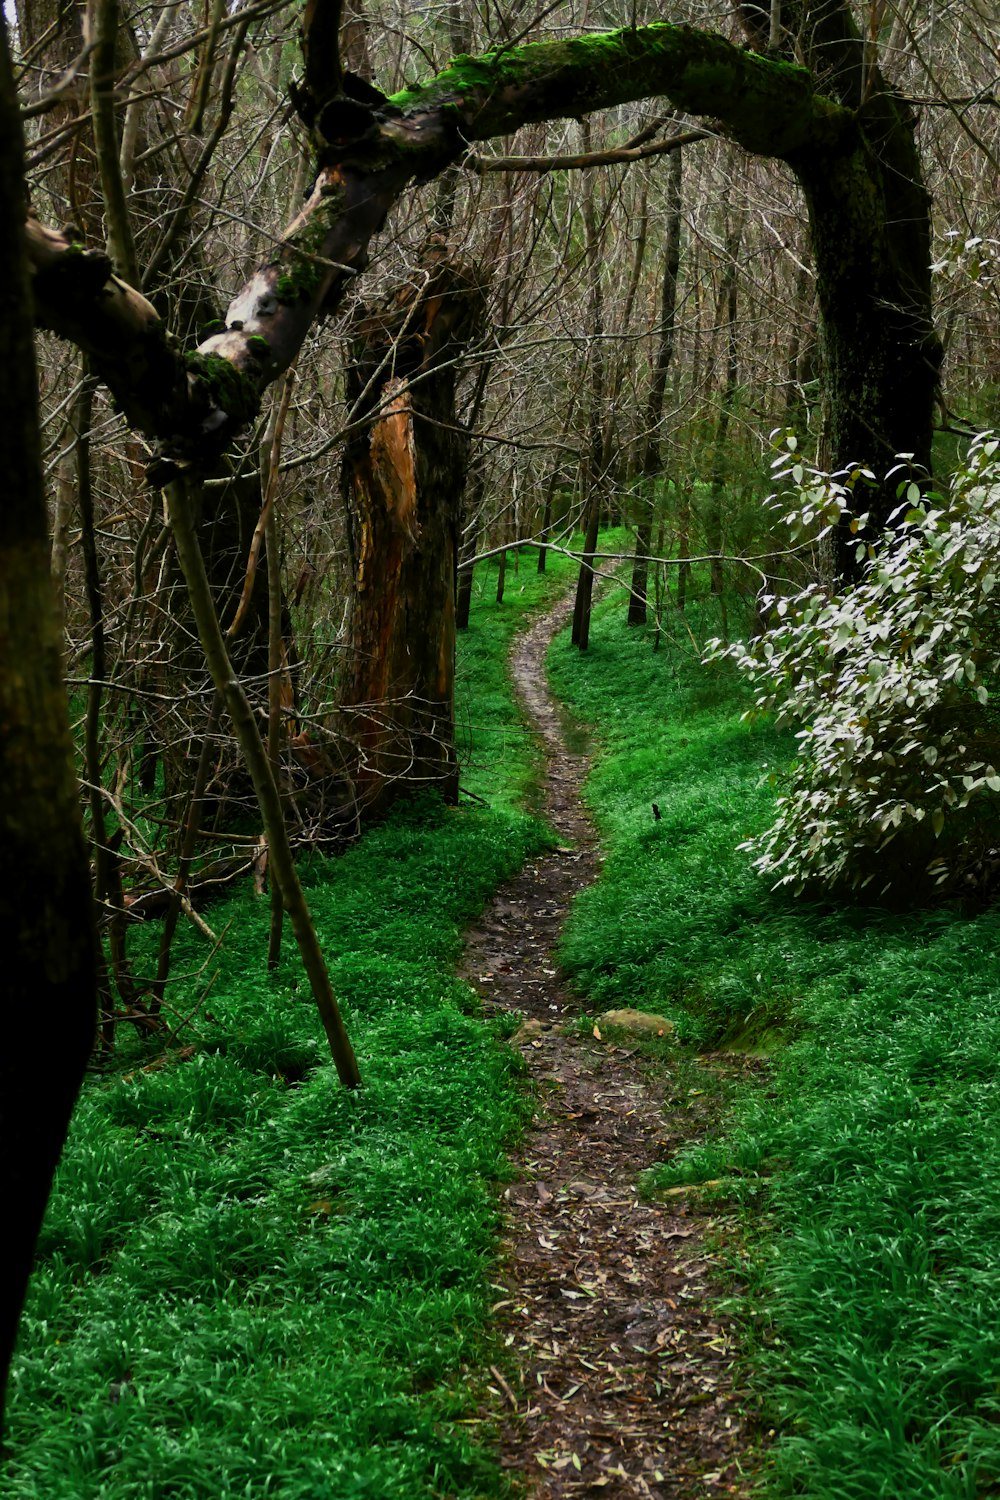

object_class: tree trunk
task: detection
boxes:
[791,101,941,578]
[676,485,691,612]
[572,119,606,653]
[455,515,478,630]
[339,252,486,819]
[455,372,492,631]
[707,214,743,599]
[771,1,943,580]
[629,143,683,626]
[0,21,97,1422]
[571,494,602,651]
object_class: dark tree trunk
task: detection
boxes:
[455,514,478,630]
[791,102,940,578]
[571,495,602,651]
[340,253,486,819]
[629,144,683,626]
[536,481,553,573]
[766,1,943,580]
[572,120,606,653]
[676,486,692,612]
[496,535,508,604]
[455,385,492,632]
[0,21,97,1424]
[707,214,743,600]
[783,260,817,428]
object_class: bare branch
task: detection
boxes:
[468,127,710,175]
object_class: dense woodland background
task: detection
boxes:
[15,0,1000,956]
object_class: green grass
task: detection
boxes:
[456,537,607,811]
[1,542,580,1500]
[548,582,1000,1498]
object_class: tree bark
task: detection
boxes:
[628,143,683,626]
[339,252,486,819]
[790,101,941,576]
[572,120,606,654]
[455,508,478,630]
[707,213,744,602]
[0,21,97,1423]
[769,0,942,577]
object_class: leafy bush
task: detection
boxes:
[709,432,1000,895]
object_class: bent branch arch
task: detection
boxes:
[28,19,851,467]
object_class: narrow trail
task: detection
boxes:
[464,598,757,1499]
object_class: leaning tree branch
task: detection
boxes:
[89,0,139,284]
[26,18,853,477]
[164,475,362,1088]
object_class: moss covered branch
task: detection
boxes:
[386,21,850,160]
[26,16,852,472]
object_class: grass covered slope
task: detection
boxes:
[1,546,570,1500]
[548,591,1000,1498]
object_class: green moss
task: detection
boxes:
[184,352,259,426]
[390,22,809,108]
[386,20,845,159]
[273,201,344,304]
[274,266,320,304]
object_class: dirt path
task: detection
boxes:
[464,598,758,1499]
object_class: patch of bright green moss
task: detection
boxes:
[184,351,259,426]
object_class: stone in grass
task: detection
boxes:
[596,1008,674,1037]
[511,1017,546,1045]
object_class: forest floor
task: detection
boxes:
[463,596,761,1498]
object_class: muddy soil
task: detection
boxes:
[464,597,760,1498]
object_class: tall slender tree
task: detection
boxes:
[628,140,684,626]
[0,18,97,1418]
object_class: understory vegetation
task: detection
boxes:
[549,581,1000,1497]
[0,550,575,1500]
[710,434,1000,898]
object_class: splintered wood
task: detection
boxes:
[463,598,760,1498]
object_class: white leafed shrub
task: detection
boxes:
[708,433,1000,895]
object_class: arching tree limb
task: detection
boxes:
[26,19,850,474]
